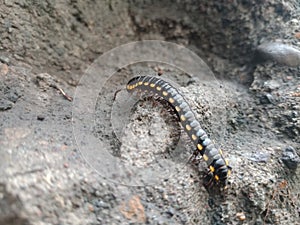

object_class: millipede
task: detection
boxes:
[126,75,232,187]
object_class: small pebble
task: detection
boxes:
[95,200,110,209]
[88,204,94,212]
[263,80,280,91]
[236,212,246,221]
[281,146,300,170]
[0,99,13,111]
[0,56,10,64]
[295,32,300,39]
[245,151,270,163]
[166,207,175,217]
[259,93,275,105]
[0,63,9,76]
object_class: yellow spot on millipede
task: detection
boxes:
[209,166,215,172]
[214,175,220,181]
[227,170,231,176]
[150,83,155,87]
[219,149,223,155]
[144,82,149,86]
[191,134,197,140]
[162,91,168,96]
[175,106,180,112]
[180,115,186,121]
[186,125,191,131]
[138,81,143,85]
[156,86,161,91]
[197,144,203,151]
[225,159,229,166]
[203,154,208,161]
[169,98,174,103]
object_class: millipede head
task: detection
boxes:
[203,164,232,190]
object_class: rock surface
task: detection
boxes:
[0,1,299,225]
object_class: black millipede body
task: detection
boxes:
[126,75,232,186]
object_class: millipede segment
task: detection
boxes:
[126,75,231,186]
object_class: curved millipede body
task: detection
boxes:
[126,75,232,186]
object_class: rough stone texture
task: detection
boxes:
[0,0,135,82]
[128,0,299,82]
[0,1,299,225]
